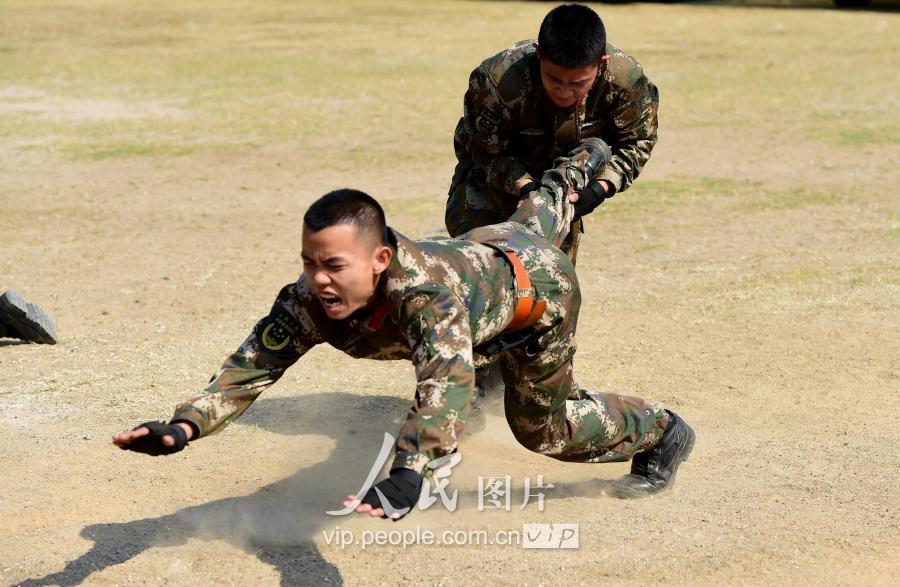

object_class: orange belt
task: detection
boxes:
[495,249,546,332]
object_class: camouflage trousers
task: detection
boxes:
[467,224,668,462]
[499,355,669,462]
[446,165,583,265]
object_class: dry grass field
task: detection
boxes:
[1,0,898,584]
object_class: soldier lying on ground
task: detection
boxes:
[113,142,693,518]
[446,3,659,265]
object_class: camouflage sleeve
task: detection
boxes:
[462,66,533,195]
[391,284,475,474]
[597,70,659,192]
[171,281,320,438]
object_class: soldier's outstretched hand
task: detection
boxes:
[112,421,195,456]
[342,495,394,519]
[341,468,424,520]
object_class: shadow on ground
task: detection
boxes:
[21,392,615,586]
[20,392,404,586]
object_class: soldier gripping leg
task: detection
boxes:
[466,134,608,409]
[446,4,661,265]
[447,167,585,263]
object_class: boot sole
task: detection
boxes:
[0,290,58,344]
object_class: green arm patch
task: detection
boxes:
[256,310,302,354]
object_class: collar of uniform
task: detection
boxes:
[346,298,381,323]
[383,226,406,278]
[352,226,412,327]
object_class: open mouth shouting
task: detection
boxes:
[318,292,344,316]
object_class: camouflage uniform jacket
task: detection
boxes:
[452,40,659,196]
[171,224,577,475]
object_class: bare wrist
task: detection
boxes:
[174,421,196,441]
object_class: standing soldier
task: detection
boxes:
[445,3,659,265]
[113,146,693,518]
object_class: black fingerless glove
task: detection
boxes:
[125,421,191,456]
[517,180,540,201]
[574,180,616,219]
[361,468,424,519]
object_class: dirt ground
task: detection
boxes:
[1,0,898,585]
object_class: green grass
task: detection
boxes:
[807,111,900,146]
[746,187,841,210]
[75,143,200,160]
[686,260,900,302]
[2,0,897,165]
[609,177,746,214]
[1,0,898,213]
[609,180,840,216]
[838,128,900,146]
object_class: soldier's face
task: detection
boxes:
[301,223,392,320]
[536,51,600,109]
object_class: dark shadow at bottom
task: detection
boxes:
[21,392,635,585]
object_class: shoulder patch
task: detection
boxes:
[474,108,501,133]
[257,310,302,352]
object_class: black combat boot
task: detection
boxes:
[608,410,695,498]
[0,289,58,344]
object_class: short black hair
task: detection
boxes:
[303,189,390,247]
[537,4,607,69]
